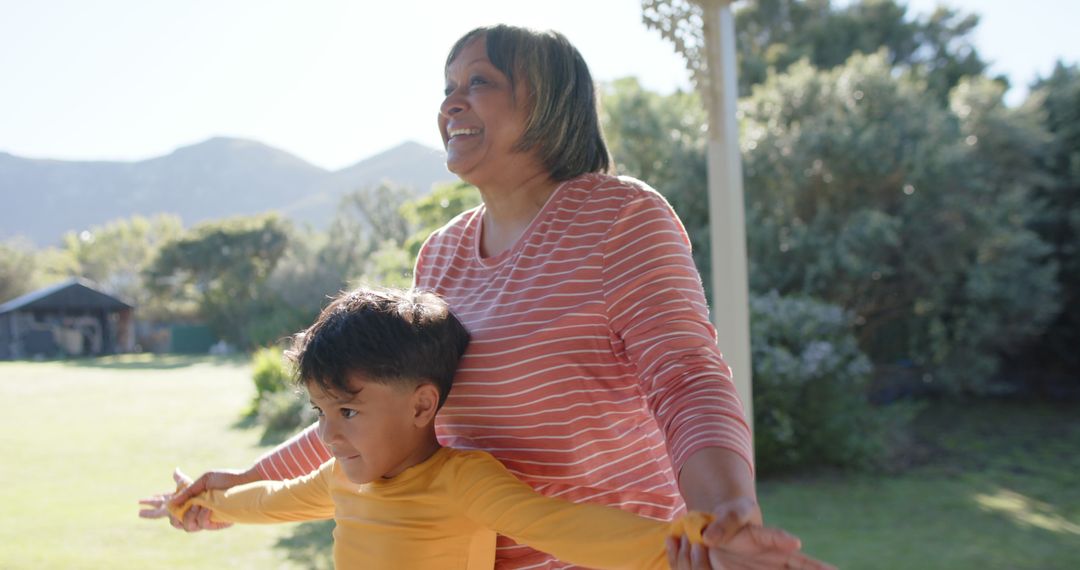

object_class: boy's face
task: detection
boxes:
[309,373,435,485]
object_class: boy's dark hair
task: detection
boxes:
[287,287,469,408]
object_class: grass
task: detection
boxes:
[1,355,1076,569]
[760,399,1080,569]
[0,354,326,569]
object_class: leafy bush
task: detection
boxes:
[751,291,907,474]
[250,346,313,442]
[256,389,316,444]
[250,347,294,412]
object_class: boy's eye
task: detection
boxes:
[310,405,324,418]
[340,408,358,419]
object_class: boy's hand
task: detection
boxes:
[138,467,251,532]
[167,467,260,531]
[138,468,197,521]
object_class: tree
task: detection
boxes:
[145,215,291,348]
[339,182,418,247]
[739,53,1057,392]
[400,181,482,259]
[642,0,989,100]
[0,239,39,303]
[253,183,433,347]
[1019,63,1080,387]
[60,215,184,318]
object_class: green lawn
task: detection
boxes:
[0,355,330,570]
[759,399,1080,569]
[1,356,1076,569]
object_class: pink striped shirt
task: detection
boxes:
[255,173,752,569]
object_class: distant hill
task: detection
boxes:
[0,138,456,246]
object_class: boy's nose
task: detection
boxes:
[316,419,338,445]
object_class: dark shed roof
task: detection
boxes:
[0,278,132,315]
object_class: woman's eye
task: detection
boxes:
[469,75,488,87]
[341,408,358,419]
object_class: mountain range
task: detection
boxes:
[0,138,457,246]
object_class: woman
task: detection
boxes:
[164,25,829,570]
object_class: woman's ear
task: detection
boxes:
[411,383,440,426]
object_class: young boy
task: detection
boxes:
[157,287,710,569]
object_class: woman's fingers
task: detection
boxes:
[703,497,759,545]
[169,472,210,508]
[172,467,193,487]
[742,524,802,552]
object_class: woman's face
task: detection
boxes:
[439,37,535,186]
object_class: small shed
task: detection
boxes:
[0,278,134,359]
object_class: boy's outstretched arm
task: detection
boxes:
[454,452,833,570]
[142,463,336,526]
[453,452,708,570]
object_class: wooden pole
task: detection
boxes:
[697,0,753,431]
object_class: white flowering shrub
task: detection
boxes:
[751,291,906,473]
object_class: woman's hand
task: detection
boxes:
[666,523,836,570]
[665,500,835,569]
[138,467,259,532]
[664,497,836,570]
[675,448,836,569]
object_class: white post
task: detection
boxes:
[698,0,753,431]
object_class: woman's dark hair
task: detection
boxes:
[287,287,470,409]
[446,24,612,181]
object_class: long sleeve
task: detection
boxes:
[601,184,753,477]
[171,460,336,524]
[252,421,332,480]
[453,452,709,570]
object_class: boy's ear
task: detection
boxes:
[411,383,440,426]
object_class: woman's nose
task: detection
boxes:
[440,91,466,118]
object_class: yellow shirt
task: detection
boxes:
[172,447,709,569]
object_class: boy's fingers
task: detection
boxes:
[137,494,172,519]
[195,506,215,529]
[689,542,708,569]
[677,535,692,569]
[138,506,167,519]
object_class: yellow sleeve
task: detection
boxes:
[169,461,336,524]
[452,452,710,570]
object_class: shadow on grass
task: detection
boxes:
[60,354,247,370]
[275,520,335,570]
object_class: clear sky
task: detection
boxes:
[1,0,1077,171]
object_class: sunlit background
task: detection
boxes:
[1,2,1078,569]
[1,0,1077,169]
